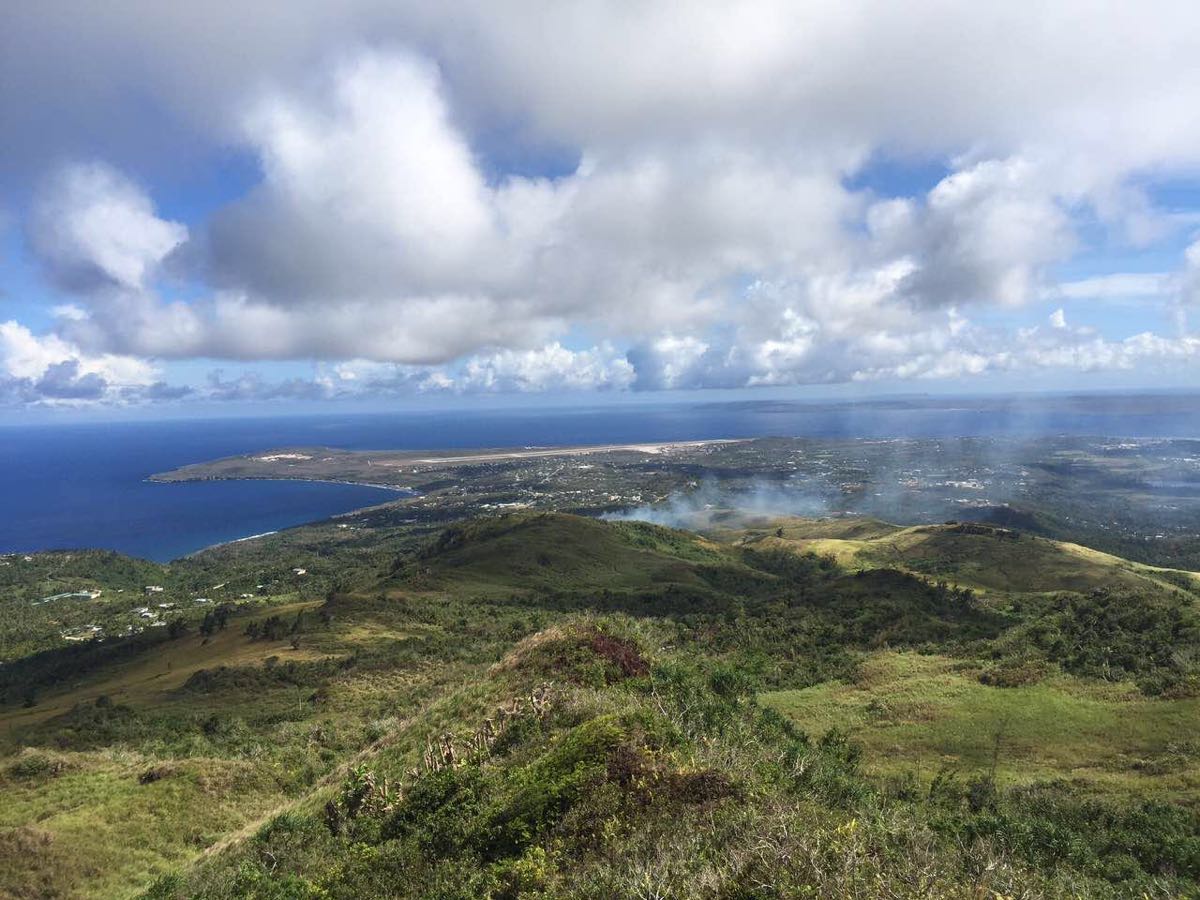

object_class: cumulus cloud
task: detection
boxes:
[34,360,108,400]
[5,3,1200,404]
[627,336,715,391]
[314,343,635,397]
[879,158,1076,308]
[27,162,186,292]
[848,315,1200,382]
[204,370,332,403]
[214,52,853,337]
[452,343,635,393]
[0,321,152,384]
[46,52,860,365]
[0,320,162,405]
[7,3,1200,176]
[1180,239,1200,308]
[208,53,498,303]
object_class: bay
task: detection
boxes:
[1,392,1196,561]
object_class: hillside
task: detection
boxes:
[394,513,730,596]
[730,516,1200,598]
[0,513,1197,898]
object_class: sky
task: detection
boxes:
[3,1,1200,415]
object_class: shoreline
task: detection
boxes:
[150,474,416,493]
[174,479,417,559]
[157,439,748,560]
[150,437,750,485]
[154,439,748,560]
[190,529,279,555]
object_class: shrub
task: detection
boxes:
[978,657,1052,688]
[785,729,868,805]
[948,782,1200,883]
[7,749,71,780]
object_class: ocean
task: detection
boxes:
[1,393,1197,562]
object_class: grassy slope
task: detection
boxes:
[763,651,1200,800]
[741,518,1200,801]
[1,752,286,899]
[734,516,1200,597]
[0,602,322,736]
[0,514,734,897]
[0,512,1197,898]
[0,601,341,897]
[162,618,1200,899]
[394,512,729,597]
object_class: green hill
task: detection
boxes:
[733,517,1200,598]
[0,513,1197,898]
[394,511,728,596]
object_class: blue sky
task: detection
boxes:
[3,2,1200,416]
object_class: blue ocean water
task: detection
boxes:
[0,393,1196,561]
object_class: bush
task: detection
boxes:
[949,782,1200,883]
[785,729,869,805]
[978,658,1052,687]
[7,750,71,780]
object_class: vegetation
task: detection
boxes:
[749,518,1200,599]
[0,510,1197,897]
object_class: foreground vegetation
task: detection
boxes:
[1,511,1197,897]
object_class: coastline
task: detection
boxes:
[157,440,750,560]
[151,439,748,560]
[148,437,750,486]
[190,529,279,555]
[148,474,416,493]
[171,479,417,559]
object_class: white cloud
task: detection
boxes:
[209,53,498,302]
[0,320,159,404]
[626,335,714,390]
[55,54,860,364]
[1047,273,1172,301]
[1020,329,1200,373]
[1181,238,1200,308]
[877,157,1076,309]
[314,344,634,396]
[27,162,186,291]
[849,316,1200,382]
[0,321,152,385]
[51,303,90,322]
[452,343,635,393]
[9,3,1200,177]
[7,5,1200,403]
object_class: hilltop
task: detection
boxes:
[0,512,1197,898]
[727,516,1200,598]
